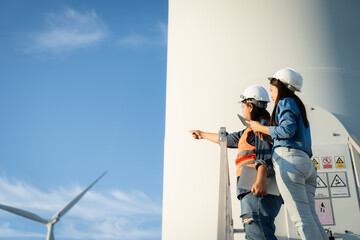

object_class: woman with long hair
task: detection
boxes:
[247,68,328,240]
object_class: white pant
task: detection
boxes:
[273,147,328,240]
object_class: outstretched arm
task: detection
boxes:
[189,130,219,143]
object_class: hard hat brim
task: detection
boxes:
[267,77,301,92]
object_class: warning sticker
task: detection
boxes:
[312,157,320,169]
[335,156,345,168]
[317,175,327,188]
[322,156,333,169]
[328,172,350,197]
[315,172,329,198]
[331,175,346,187]
[315,199,334,225]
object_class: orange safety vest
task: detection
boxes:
[235,127,256,177]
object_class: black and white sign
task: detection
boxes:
[315,172,329,198]
[328,172,350,198]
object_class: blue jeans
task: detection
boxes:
[273,147,328,240]
[240,192,283,240]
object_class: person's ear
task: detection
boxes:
[249,103,254,113]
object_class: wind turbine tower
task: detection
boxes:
[163,1,360,239]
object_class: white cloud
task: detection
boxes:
[117,34,148,47]
[155,22,168,46]
[117,22,167,48]
[60,218,161,239]
[0,176,161,239]
[0,222,43,238]
[26,8,108,52]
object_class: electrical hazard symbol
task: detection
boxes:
[331,174,346,187]
[335,156,345,168]
[315,199,334,225]
[322,156,332,169]
[312,157,320,169]
[316,175,327,188]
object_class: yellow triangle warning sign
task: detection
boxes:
[335,156,345,168]
[336,158,344,164]
[312,158,320,169]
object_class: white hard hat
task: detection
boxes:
[268,68,303,92]
[239,85,270,108]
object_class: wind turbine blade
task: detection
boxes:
[0,204,48,224]
[52,171,107,219]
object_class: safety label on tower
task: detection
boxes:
[315,172,329,198]
[322,156,333,169]
[335,156,346,168]
[315,199,334,225]
[312,157,320,169]
[328,172,350,197]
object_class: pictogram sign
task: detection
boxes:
[312,157,320,169]
[315,199,334,225]
[335,156,345,168]
[322,156,333,169]
[315,172,329,198]
[328,172,349,197]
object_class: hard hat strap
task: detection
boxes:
[244,99,267,108]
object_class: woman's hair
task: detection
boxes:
[244,101,270,122]
[270,79,309,128]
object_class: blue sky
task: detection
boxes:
[0,0,167,239]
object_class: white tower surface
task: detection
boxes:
[163,1,360,240]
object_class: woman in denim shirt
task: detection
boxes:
[190,85,282,240]
[248,68,328,240]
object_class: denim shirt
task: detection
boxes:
[227,118,274,197]
[269,97,312,157]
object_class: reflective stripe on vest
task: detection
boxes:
[235,127,256,177]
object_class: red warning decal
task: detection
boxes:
[322,156,333,169]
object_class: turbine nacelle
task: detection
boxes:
[49,217,59,225]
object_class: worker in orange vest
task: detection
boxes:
[190,85,283,240]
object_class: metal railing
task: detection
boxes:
[349,134,360,202]
[217,127,245,240]
[217,127,234,240]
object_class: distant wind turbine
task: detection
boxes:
[0,171,107,240]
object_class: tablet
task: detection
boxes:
[238,166,280,196]
[237,114,250,127]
